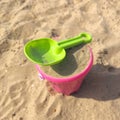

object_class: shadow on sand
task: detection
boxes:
[72,63,120,101]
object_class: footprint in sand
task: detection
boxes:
[35,82,62,119]
[0,81,27,120]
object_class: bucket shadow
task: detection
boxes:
[51,45,85,76]
[72,63,120,101]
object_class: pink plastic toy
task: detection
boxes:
[36,47,93,95]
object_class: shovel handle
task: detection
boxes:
[58,33,92,49]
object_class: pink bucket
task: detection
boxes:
[36,47,93,95]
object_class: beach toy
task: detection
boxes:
[24,33,92,66]
[36,47,93,95]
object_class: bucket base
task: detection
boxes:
[48,78,84,95]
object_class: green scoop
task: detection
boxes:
[24,33,92,66]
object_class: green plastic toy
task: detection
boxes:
[24,33,92,66]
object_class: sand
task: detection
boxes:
[0,0,120,120]
[40,45,90,78]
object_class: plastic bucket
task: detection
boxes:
[36,47,93,95]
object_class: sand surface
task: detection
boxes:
[0,0,120,120]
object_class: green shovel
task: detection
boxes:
[24,33,92,66]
